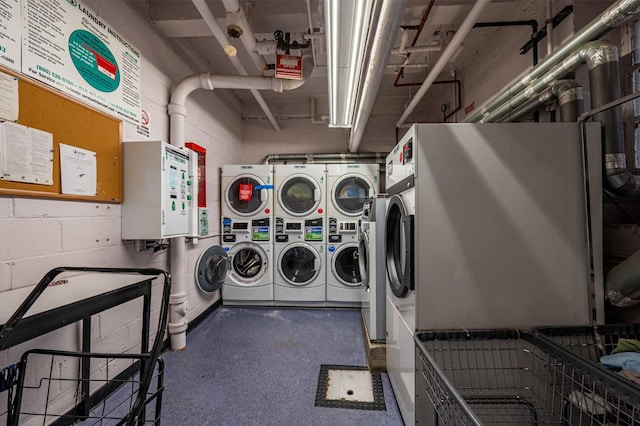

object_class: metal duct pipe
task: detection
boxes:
[348,0,408,152]
[396,0,492,128]
[479,41,609,123]
[497,80,583,123]
[263,152,387,164]
[588,44,637,195]
[191,0,280,132]
[606,247,640,307]
[466,0,640,123]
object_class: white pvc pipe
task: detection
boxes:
[396,0,491,128]
[392,42,441,55]
[221,0,268,74]
[192,0,281,131]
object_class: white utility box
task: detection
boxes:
[122,141,198,239]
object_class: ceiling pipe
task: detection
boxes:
[392,42,442,55]
[263,152,387,165]
[348,0,408,153]
[191,0,281,132]
[166,51,313,351]
[393,0,436,87]
[221,0,268,74]
[396,0,492,128]
[466,0,640,123]
[546,0,554,56]
[305,0,318,66]
[310,98,328,124]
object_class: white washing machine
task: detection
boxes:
[358,195,387,342]
[273,164,326,306]
[385,139,416,425]
[326,164,378,306]
[221,165,274,305]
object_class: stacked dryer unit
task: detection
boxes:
[326,164,378,306]
[220,165,274,306]
[273,164,327,306]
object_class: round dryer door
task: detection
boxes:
[331,175,373,216]
[358,231,370,290]
[196,246,231,293]
[229,243,269,285]
[386,195,414,298]
[278,243,321,286]
[278,174,321,217]
[225,174,268,217]
[332,244,361,287]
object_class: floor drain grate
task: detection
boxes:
[314,365,385,411]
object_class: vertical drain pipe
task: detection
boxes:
[557,81,584,121]
[586,44,637,195]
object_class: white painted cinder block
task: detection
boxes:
[0,198,11,218]
[99,299,142,338]
[61,217,121,251]
[0,262,9,292]
[14,198,103,218]
[0,219,61,261]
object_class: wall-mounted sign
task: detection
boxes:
[20,0,141,125]
[0,0,20,72]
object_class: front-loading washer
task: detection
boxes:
[385,137,416,426]
[273,217,325,306]
[358,195,387,342]
[221,241,273,305]
[325,164,378,306]
[221,164,274,305]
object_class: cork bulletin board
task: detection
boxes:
[0,65,123,203]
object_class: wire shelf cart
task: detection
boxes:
[0,267,172,426]
[415,329,640,425]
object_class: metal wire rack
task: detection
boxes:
[415,329,640,425]
[0,267,171,426]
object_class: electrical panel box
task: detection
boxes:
[122,141,198,240]
[198,208,209,237]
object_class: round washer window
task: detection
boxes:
[196,246,230,293]
[280,177,317,215]
[232,248,264,279]
[333,177,371,215]
[227,176,263,215]
[280,245,318,285]
[334,246,361,286]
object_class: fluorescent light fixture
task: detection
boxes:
[325,0,374,128]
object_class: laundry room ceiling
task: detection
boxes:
[126,0,571,137]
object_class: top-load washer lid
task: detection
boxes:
[278,174,321,216]
[225,174,268,216]
[332,175,374,216]
[196,246,230,293]
[278,243,321,286]
[385,194,414,298]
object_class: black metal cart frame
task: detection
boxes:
[0,267,171,426]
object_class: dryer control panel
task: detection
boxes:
[328,217,359,243]
[223,217,271,243]
[275,217,323,242]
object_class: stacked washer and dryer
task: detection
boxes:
[273,164,327,307]
[326,164,378,307]
[220,165,274,306]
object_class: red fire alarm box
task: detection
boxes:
[185,142,206,208]
[275,54,302,80]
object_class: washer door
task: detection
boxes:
[358,231,370,290]
[225,174,268,217]
[385,194,414,298]
[278,174,321,217]
[196,245,231,293]
[331,174,374,216]
[229,243,269,285]
[278,243,321,286]
[332,243,361,287]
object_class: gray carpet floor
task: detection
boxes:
[159,307,403,425]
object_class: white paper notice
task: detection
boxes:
[60,143,97,196]
[0,121,53,185]
[0,72,19,121]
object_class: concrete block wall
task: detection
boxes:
[1,1,243,421]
